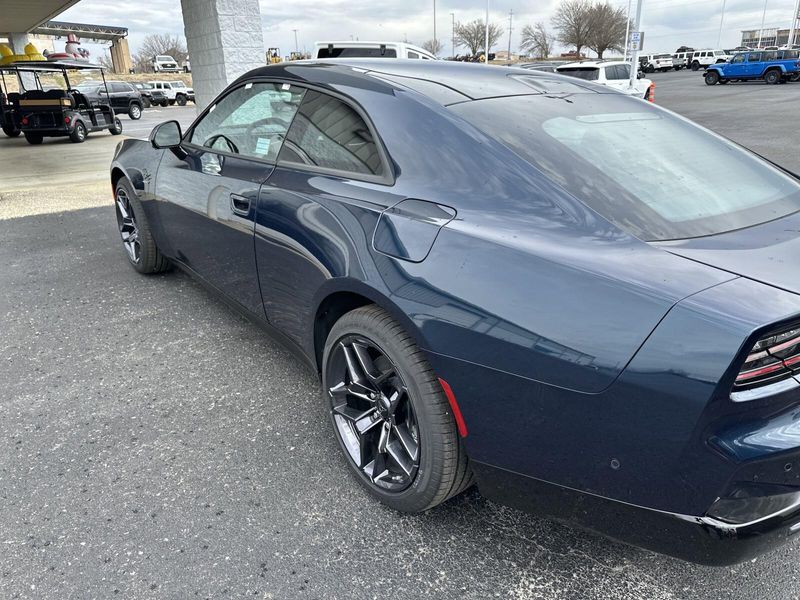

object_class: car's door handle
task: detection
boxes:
[230,193,251,216]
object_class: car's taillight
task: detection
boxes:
[734,325,800,391]
[647,82,655,102]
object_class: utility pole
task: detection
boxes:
[485,0,490,64]
[507,9,513,61]
[627,0,645,89]
[433,0,437,55]
[624,0,633,60]
[450,13,455,58]
[757,0,768,48]
[292,29,298,53]
[717,0,727,48]
[790,0,800,47]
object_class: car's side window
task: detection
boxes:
[731,55,745,64]
[189,82,306,162]
[748,53,762,62]
[277,89,384,177]
[408,52,420,59]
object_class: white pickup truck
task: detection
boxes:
[147,80,195,106]
[151,55,180,73]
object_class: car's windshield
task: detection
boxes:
[655,54,671,59]
[714,50,726,56]
[450,94,800,241]
[556,67,599,81]
[170,81,187,89]
[157,55,173,61]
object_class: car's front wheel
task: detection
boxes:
[704,71,720,85]
[322,305,473,513]
[691,61,700,71]
[114,178,171,274]
[128,103,142,120]
[141,96,151,109]
[175,94,187,106]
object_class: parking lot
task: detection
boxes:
[2,73,800,600]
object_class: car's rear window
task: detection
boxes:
[556,67,599,81]
[450,94,800,241]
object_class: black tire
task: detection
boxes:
[128,103,142,120]
[2,124,20,137]
[704,71,719,85]
[691,61,700,71]
[790,73,800,82]
[764,69,781,85]
[160,100,169,107]
[175,94,187,106]
[645,64,654,73]
[69,121,87,143]
[141,96,151,109]
[110,117,123,135]
[114,178,171,274]
[24,132,43,145]
[168,99,175,106]
[322,305,473,513]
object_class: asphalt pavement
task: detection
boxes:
[2,72,800,600]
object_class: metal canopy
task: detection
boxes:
[0,0,82,34]
[32,20,128,42]
[3,59,104,71]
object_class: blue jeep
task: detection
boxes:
[705,49,800,85]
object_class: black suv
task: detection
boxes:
[76,80,144,120]
[133,82,168,108]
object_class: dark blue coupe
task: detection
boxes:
[111,60,800,565]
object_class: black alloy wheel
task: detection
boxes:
[691,61,700,71]
[705,71,719,85]
[115,186,141,265]
[176,94,187,106]
[322,306,473,513]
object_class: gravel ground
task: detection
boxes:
[2,71,800,600]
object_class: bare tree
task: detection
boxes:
[519,22,554,59]
[454,19,504,56]
[132,33,187,73]
[551,0,593,59]
[422,39,444,56]
[587,2,628,58]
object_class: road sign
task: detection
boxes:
[629,31,645,52]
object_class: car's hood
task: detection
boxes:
[656,211,800,295]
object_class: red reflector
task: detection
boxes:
[736,361,786,383]
[21,117,28,125]
[439,378,467,438]
[64,116,71,124]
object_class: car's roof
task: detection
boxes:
[238,59,603,103]
[556,60,629,68]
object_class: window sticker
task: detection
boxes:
[255,137,271,155]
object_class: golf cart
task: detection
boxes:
[0,68,20,137]
[4,60,122,144]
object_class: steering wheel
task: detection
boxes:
[245,117,290,136]
[204,133,239,154]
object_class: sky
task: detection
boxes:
[57,0,800,63]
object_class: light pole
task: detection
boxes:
[485,0,490,64]
[433,0,437,55]
[624,0,633,60]
[451,12,455,58]
[507,9,513,61]
[717,0,727,48]
[627,0,645,88]
[292,29,298,53]
[790,0,800,47]
[757,0,768,48]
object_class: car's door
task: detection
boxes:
[109,83,128,111]
[745,52,763,77]
[254,87,400,345]
[155,81,306,316]
[726,53,746,76]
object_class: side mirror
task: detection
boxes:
[150,120,182,149]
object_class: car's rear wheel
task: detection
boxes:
[114,178,171,274]
[765,69,781,84]
[160,100,169,107]
[691,61,700,71]
[69,121,86,143]
[24,132,42,145]
[704,71,719,85]
[322,305,473,513]
[141,96,151,109]
[128,103,142,120]
[110,117,123,135]
[2,124,20,137]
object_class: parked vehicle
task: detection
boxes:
[107,59,800,566]
[8,60,121,144]
[705,49,800,85]
[313,41,436,60]
[517,62,561,73]
[672,50,691,69]
[0,67,20,137]
[555,60,654,100]
[77,79,144,119]
[182,56,191,73]
[639,53,674,72]
[689,49,730,71]
[152,55,179,73]
[147,80,195,106]
[133,82,168,108]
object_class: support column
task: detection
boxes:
[110,37,132,74]
[8,32,31,54]
[180,0,265,109]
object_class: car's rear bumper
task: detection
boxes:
[473,462,800,565]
